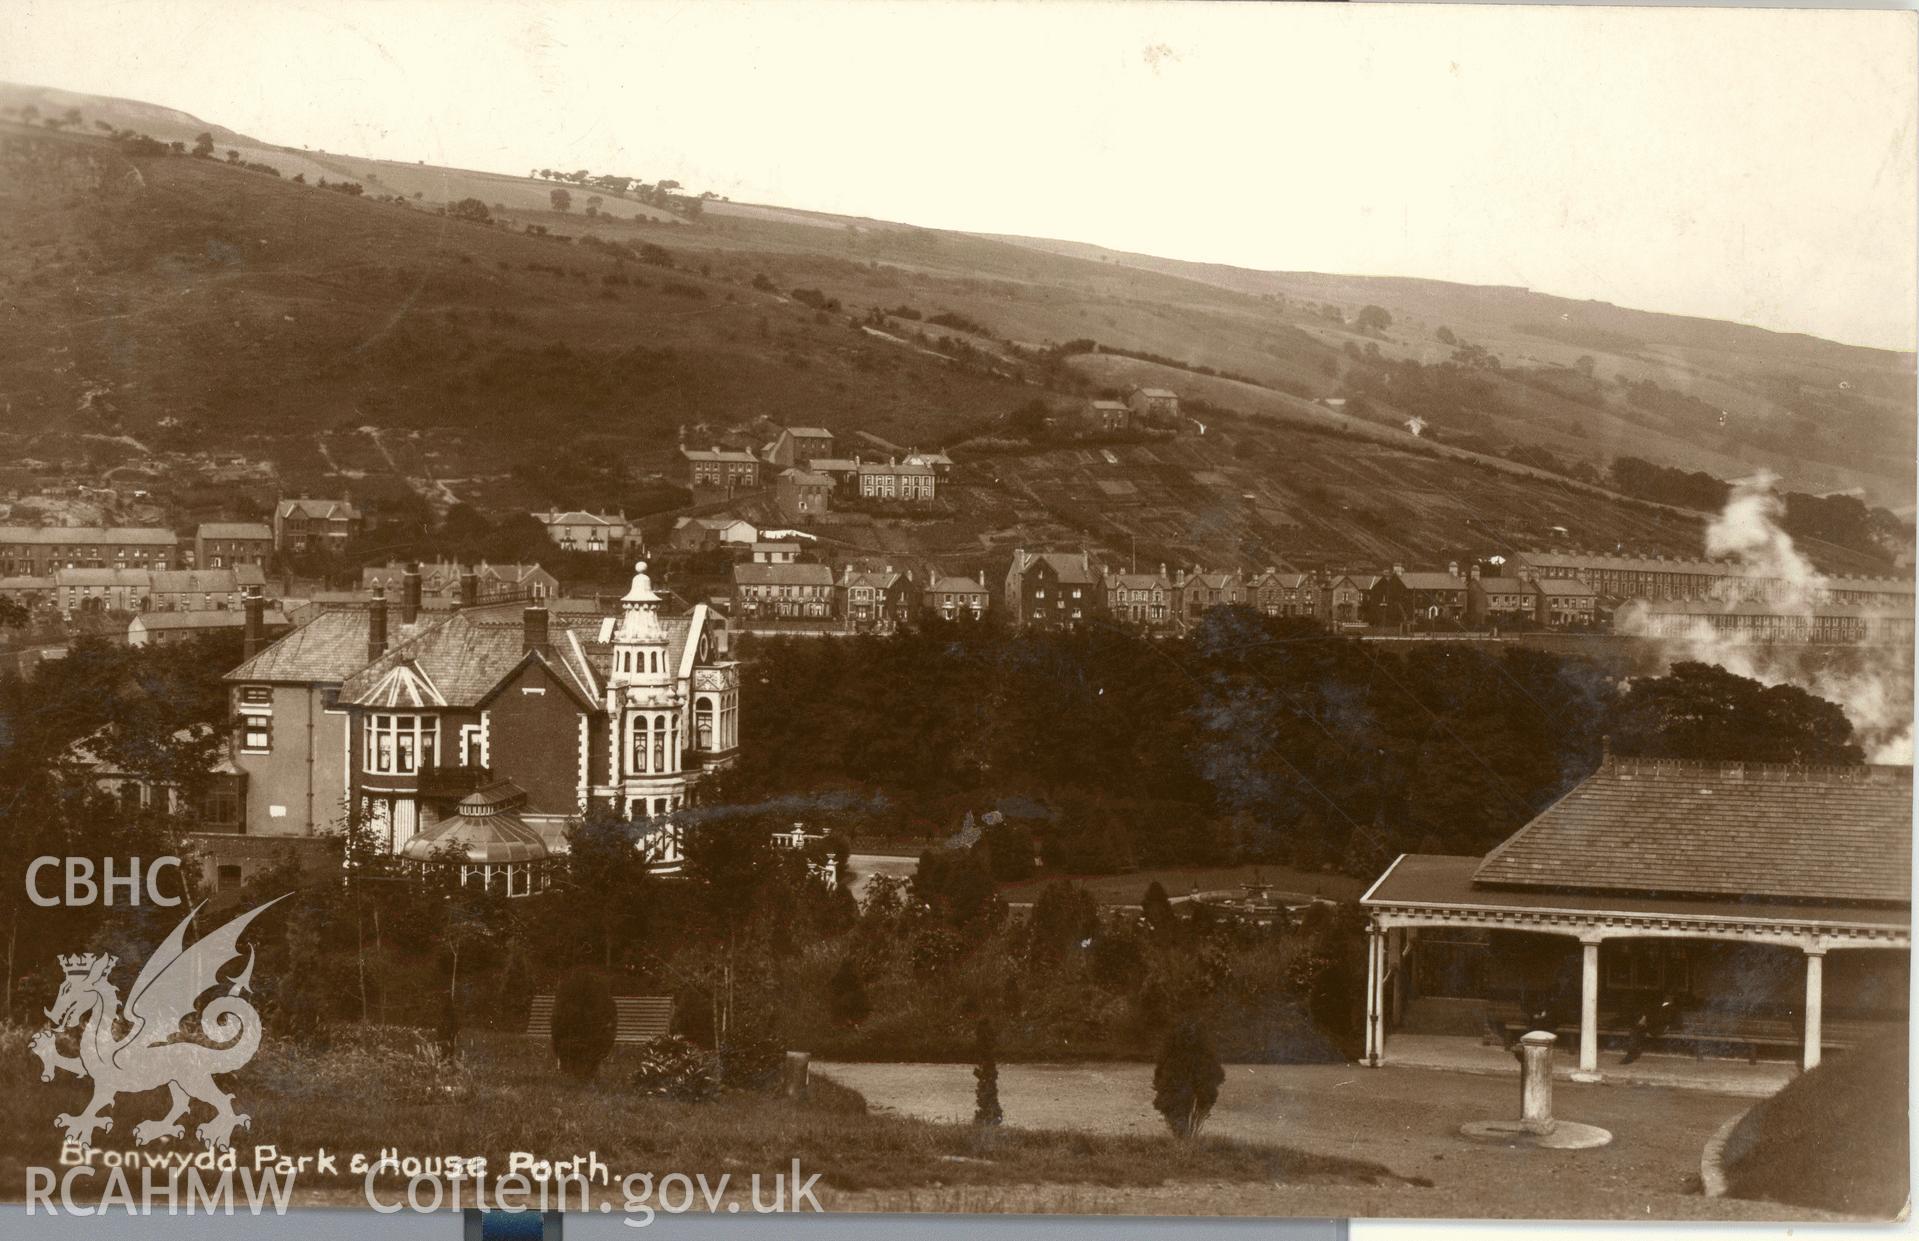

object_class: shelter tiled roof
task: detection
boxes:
[1474,756,1912,905]
[1365,854,1909,930]
[1396,572,1466,592]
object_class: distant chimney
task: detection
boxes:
[977,570,986,586]
[459,567,478,609]
[1447,560,1459,579]
[523,601,550,653]
[242,586,265,659]
[367,586,388,661]
[402,561,422,625]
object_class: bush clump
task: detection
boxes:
[552,969,617,1081]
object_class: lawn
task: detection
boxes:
[0,1025,1403,1210]
[1721,1032,1909,1218]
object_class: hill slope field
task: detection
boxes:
[0,88,1908,577]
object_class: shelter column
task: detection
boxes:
[1573,936,1603,1081]
[1802,947,1825,1071]
[1363,924,1381,1066]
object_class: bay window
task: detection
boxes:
[364,713,438,775]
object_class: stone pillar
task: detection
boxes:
[1574,938,1602,1081]
[781,1051,810,1099]
[1803,948,1825,1071]
[1518,1031,1557,1134]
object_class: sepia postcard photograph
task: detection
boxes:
[0,0,1913,1233]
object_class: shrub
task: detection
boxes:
[717,1030,786,1092]
[827,958,870,1025]
[551,968,617,1081]
[1153,1020,1225,1138]
[630,1036,719,1102]
[973,1018,1003,1126]
[1141,881,1175,930]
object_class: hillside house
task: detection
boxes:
[682,446,763,494]
[195,522,273,570]
[752,542,801,565]
[731,562,836,621]
[805,458,862,496]
[1103,567,1176,629]
[768,426,835,468]
[130,608,290,647]
[362,561,559,607]
[535,510,641,557]
[668,516,759,551]
[1086,400,1131,433]
[1005,548,1100,631]
[149,566,268,612]
[54,568,152,614]
[839,567,916,634]
[855,460,937,503]
[274,499,362,554]
[1126,387,1180,427]
[1249,569,1313,617]
[923,570,989,622]
[902,449,954,478]
[1372,566,1468,626]
[0,526,179,576]
[775,468,832,519]
[1534,577,1599,628]
[1183,569,1246,621]
[1321,573,1382,625]
[1361,755,1911,1077]
[1467,574,1536,628]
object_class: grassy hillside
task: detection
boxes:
[0,83,1908,573]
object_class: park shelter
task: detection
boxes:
[1361,754,1911,1078]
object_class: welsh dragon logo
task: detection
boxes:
[28,896,285,1151]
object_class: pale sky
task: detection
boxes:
[5,0,1916,351]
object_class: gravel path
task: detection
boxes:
[814,1061,1847,1220]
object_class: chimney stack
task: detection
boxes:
[460,567,479,609]
[242,586,265,659]
[367,586,388,661]
[402,561,422,625]
[523,601,550,653]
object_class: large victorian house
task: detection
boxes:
[223,562,739,887]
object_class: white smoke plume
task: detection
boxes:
[1404,416,1426,438]
[1616,472,1914,763]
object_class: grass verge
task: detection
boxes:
[1721,1031,1908,1218]
[0,1025,1403,1205]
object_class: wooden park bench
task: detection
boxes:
[526,995,674,1045]
[1493,1008,1871,1063]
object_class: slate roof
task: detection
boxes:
[1016,551,1097,585]
[537,510,624,527]
[733,563,835,588]
[927,575,987,594]
[336,604,641,708]
[54,568,152,587]
[1474,576,1533,595]
[1536,578,1598,597]
[226,609,378,683]
[1364,854,1910,930]
[151,567,264,593]
[276,500,359,521]
[135,610,288,632]
[0,526,177,545]
[681,447,759,463]
[806,458,860,473]
[196,523,272,541]
[1472,756,1913,905]
[778,469,833,486]
[781,427,833,439]
[1396,572,1466,592]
